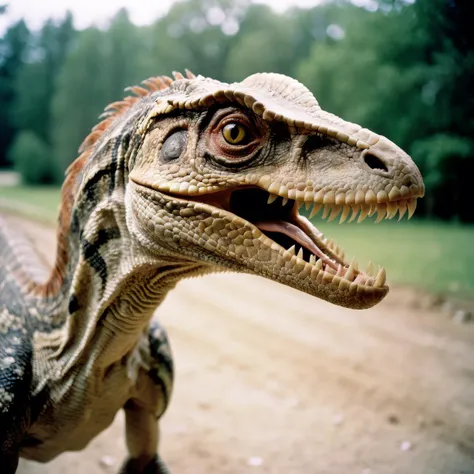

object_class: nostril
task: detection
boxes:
[364,153,388,172]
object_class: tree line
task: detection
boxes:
[0,0,472,221]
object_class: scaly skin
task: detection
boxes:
[0,71,423,473]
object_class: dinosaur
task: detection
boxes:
[0,70,424,473]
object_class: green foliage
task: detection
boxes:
[13,13,75,146]
[225,5,295,80]
[102,9,149,102]
[0,20,30,167]
[411,134,474,221]
[51,27,109,180]
[0,184,60,222]
[8,131,53,185]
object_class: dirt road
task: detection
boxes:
[6,215,473,474]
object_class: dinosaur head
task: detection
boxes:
[123,72,424,309]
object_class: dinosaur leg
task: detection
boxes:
[119,400,170,474]
[119,319,173,474]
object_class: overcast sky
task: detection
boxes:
[0,0,335,34]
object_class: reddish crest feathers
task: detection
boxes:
[78,71,195,156]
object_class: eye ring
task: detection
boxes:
[222,123,248,145]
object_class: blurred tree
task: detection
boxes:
[412,134,474,222]
[51,27,108,180]
[225,5,295,80]
[0,20,30,167]
[297,4,431,148]
[148,0,248,80]
[13,13,76,146]
[8,130,53,184]
[102,9,149,103]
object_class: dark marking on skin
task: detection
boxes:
[108,136,121,193]
[84,168,113,204]
[81,228,121,290]
[95,228,121,245]
[68,295,79,314]
[147,320,174,409]
[81,240,108,289]
[70,210,80,235]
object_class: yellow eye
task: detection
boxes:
[222,123,247,145]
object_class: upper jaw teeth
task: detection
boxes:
[263,188,395,289]
[266,192,418,223]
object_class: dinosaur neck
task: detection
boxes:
[32,149,203,368]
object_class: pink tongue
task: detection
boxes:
[254,220,338,270]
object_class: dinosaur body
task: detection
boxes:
[0,71,424,473]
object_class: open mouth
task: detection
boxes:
[132,176,421,306]
[228,188,364,280]
[188,186,418,289]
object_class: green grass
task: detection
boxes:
[1,185,473,298]
[0,185,61,222]
[313,218,474,298]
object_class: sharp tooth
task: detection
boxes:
[322,204,331,220]
[398,200,407,220]
[368,205,377,217]
[407,198,417,219]
[288,245,296,255]
[367,260,374,276]
[297,201,304,210]
[337,264,344,276]
[282,197,289,206]
[297,247,304,259]
[305,201,312,210]
[375,204,386,223]
[315,259,323,270]
[309,203,323,219]
[357,205,369,223]
[351,258,359,272]
[326,266,337,276]
[345,261,356,281]
[309,254,316,265]
[340,205,351,223]
[339,278,351,291]
[387,201,398,219]
[267,193,278,204]
[348,205,360,223]
[327,239,334,250]
[365,189,377,204]
[327,205,342,222]
[355,190,366,204]
[374,266,386,287]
